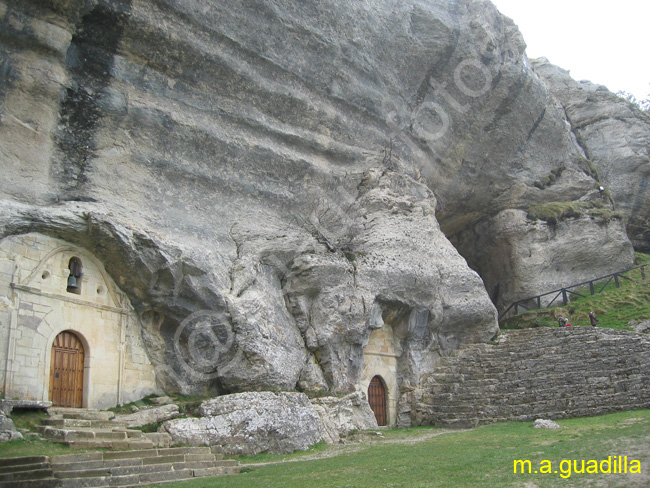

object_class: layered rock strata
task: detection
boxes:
[533,59,650,252]
[0,0,643,399]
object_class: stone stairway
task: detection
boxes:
[39,408,171,450]
[0,447,239,488]
[412,327,650,427]
[0,456,56,488]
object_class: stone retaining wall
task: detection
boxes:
[411,327,650,427]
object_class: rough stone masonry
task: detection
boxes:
[411,327,650,427]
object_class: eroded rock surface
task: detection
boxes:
[160,392,322,455]
[533,59,650,252]
[0,0,643,398]
[113,404,180,428]
[0,413,22,442]
[310,392,378,444]
[161,391,379,453]
[454,209,634,311]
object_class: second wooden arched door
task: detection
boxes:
[368,375,387,426]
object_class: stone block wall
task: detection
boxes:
[411,327,650,427]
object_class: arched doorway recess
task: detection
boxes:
[368,375,387,426]
[49,331,85,407]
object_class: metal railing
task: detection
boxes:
[499,264,649,320]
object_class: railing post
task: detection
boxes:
[562,289,568,305]
[536,296,541,309]
[589,281,595,295]
[642,266,646,281]
[614,274,620,288]
[514,303,519,315]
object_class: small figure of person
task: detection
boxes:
[558,314,568,327]
[589,311,599,327]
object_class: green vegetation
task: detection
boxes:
[533,167,565,190]
[233,440,330,464]
[501,252,650,330]
[572,154,600,181]
[148,409,650,488]
[109,394,209,417]
[0,436,76,459]
[108,394,160,415]
[526,200,622,225]
[9,409,49,432]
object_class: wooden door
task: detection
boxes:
[49,331,85,408]
[368,375,387,426]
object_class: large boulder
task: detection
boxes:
[160,392,322,455]
[161,391,382,454]
[310,392,379,444]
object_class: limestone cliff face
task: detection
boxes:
[454,209,633,312]
[0,0,641,396]
[533,59,650,252]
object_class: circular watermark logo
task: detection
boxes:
[172,309,234,381]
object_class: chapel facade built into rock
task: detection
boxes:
[0,233,158,409]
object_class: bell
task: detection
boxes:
[67,274,78,290]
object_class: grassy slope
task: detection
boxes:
[501,252,650,330]
[150,410,650,488]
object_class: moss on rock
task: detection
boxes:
[526,200,618,224]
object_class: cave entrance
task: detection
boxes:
[368,375,387,426]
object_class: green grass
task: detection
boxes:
[234,440,330,465]
[0,409,76,459]
[0,436,76,458]
[0,409,107,458]
[146,410,650,488]
[501,252,650,330]
[9,409,49,432]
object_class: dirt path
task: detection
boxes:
[241,428,466,467]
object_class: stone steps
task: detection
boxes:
[430,368,626,389]
[41,419,125,429]
[41,427,157,450]
[52,447,239,488]
[40,408,171,450]
[0,447,239,488]
[48,409,115,422]
[414,327,650,426]
[0,456,57,488]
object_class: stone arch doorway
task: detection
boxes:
[49,331,85,408]
[368,375,387,426]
